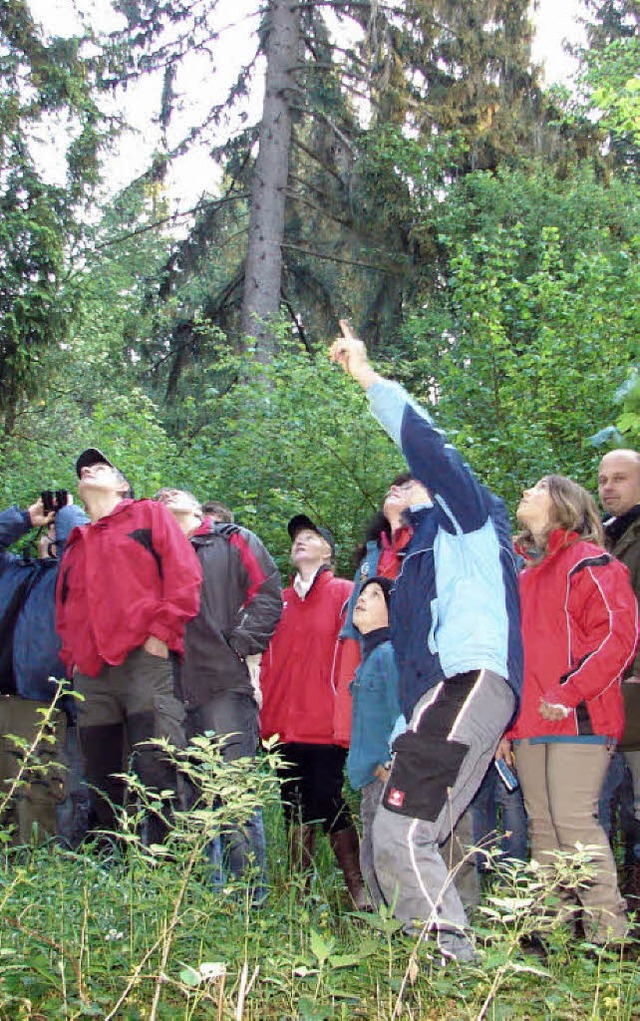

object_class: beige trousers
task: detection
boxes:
[516,739,627,942]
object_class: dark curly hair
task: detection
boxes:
[352,472,412,568]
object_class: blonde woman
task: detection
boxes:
[503,475,637,944]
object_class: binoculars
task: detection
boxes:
[41,490,69,514]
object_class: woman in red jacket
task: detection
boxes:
[503,474,637,944]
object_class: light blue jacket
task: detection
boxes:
[367,379,523,719]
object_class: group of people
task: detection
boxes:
[1,323,640,966]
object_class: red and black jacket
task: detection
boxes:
[510,530,638,743]
[177,519,282,709]
[56,499,202,677]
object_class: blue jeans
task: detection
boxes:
[598,749,637,863]
[470,760,528,869]
[186,691,267,905]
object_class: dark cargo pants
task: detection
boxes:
[75,647,186,845]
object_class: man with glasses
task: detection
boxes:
[329,325,523,964]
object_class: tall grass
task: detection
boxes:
[0,724,638,1019]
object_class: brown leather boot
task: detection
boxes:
[329,824,369,910]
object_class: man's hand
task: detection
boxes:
[495,736,514,767]
[28,498,55,528]
[143,635,169,659]
[329,320,380,390]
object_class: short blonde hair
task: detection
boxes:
[518,474,604,554]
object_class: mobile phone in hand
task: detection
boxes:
[494,757,519,792]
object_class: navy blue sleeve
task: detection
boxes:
[0,506,32,561]
[367,379,487,534]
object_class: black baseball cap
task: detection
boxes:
[75,448,134,499]
[360,575,393,609]
[287,514,335,557]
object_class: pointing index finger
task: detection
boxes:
[339,319,356,341]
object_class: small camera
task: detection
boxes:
[41,489,69,514]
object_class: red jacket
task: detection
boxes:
[56,499,202,677]
[260,568,353,746]
[510,530,638,743]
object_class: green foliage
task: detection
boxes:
[579,0,640,171]
[0,0,103,434]
[400,165,640,510]
[164,331,405,573]
[586,35,640,146]
[1,691,639,1018]
[0,785,638,1018]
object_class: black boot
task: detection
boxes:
[622,861,640,909]
[329,824,369,910]
[289,823,316,891]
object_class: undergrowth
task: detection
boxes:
[0,727,638,1020]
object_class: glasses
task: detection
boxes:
[387,480,415,494]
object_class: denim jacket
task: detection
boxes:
[346,631,404,789]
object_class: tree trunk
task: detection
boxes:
[240,0,300,362]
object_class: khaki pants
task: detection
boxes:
[0,695,67,845]
[516,739,627,941]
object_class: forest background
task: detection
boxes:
[1,0,639,573]
[1,4,640,1017]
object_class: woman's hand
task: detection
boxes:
[539,699,570,721]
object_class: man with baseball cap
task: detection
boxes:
[260,514,368,908]
[75,448,134,499]
[56,448,202,848]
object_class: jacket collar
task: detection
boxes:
[603,505,640,548]
[193,516,213,537]
[292,564,332,600]
[546,528,580,554]
[519,528,580,563]
[361,626,391,660]
[379,525,412,554]
[68,498,136,542]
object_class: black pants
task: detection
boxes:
[278,742,352,834]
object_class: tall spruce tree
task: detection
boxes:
[99,0,558,398]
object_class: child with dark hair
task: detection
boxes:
[347,577,404,907]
